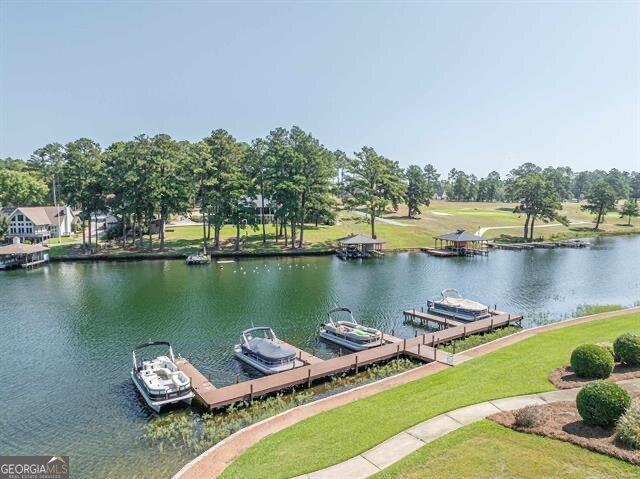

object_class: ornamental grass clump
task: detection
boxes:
[616,400,640,449]
[514,405,545,429]
[613,333,640,366]
[576,381,630,428]
[570,344,614,379]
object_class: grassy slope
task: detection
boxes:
[371,420,640,479]
[221,311,640,479]
[48,200,639,256]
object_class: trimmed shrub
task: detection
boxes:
[570,344,614,379]
[514,405,545,429]
[596,342,616,361]
[576,381,630,427]
[614,333,640,366]
[616,400,640,449]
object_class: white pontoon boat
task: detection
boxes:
[319,307,383,351]
[130,341,194,412]
[427,289,490,321]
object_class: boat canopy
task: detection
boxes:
[132,341,176,369]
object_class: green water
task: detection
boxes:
[1,235,639,478]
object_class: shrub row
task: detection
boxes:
[571,332,640,379]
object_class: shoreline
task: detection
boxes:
[44,229,639,263]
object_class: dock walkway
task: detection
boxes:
[181,313,522,411]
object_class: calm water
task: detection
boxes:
[1,235,639,478]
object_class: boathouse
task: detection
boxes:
[0,239,50,270]
[337,234,384,259]
[431,230,488,256]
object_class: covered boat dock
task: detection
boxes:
[336,234,384,259]
[423,229,488,256]
[0,241,50,270]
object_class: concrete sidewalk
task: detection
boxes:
[294,378,640,479]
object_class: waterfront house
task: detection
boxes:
[0,238,50,269]
[1,206,76,243]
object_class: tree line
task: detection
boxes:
[1,128,639,248]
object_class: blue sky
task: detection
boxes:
[1,1,638,176]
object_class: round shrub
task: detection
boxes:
[596,342,616,361]
[613,333,640,366]
[576,381,630,427]
[616,399,640,449]
[570,344,614,379]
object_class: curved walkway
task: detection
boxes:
[172,307,640,479]
[293,378,640,479]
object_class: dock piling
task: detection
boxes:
[355,355,359,374]
[307,368,312,388]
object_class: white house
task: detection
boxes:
[1,206,76,243]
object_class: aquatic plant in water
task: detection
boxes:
[143,358,418,454]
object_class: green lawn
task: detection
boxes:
[220,311,640,479]
[48,200,639,257]
[371,420,640,479]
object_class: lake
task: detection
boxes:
[1,235,639,478]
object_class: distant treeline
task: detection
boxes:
[0,127,638,248]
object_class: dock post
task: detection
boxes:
[453,341,456,354]
[418,343,421,357]
[403,339,406,351]
[381,332,384,345]
[249,383,254,404]
[307,368,312,388]
[236,374,239,384]
[355,355,359,374]
[208,373,211,382]
[396,344,400,360]
[508,313,511,325]
[414,329,417,338]
[433,344,437,361]
[431,334,435,346]
[422,334,426,345]
[392,328,395,337]
[490,317,494,332]
[463,326,466,339]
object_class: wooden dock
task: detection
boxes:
[420,248,459,257]
[179,312,522,411]
[403,309,465,329]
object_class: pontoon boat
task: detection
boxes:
[319,307,383,351]
[234,327,304,375]
[130,341,194,412]
[427,289,490,321]
[186,251,210,264]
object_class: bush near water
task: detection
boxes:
[576,381,630,428]
[614,333,640,366]
[570,344,614,379]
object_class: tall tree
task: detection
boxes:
[61,138,104,248]
[405,165,431,218]
[543,166,573,201]
[629,172,640,202]
[200,129,246,250]
[581,179,617,230]
[0,169,48,206]
[30,143,65,205]
[344,146,405,239]
[506,164,566,240]
[619,200,639,226]
[149,134,194,249]
[289,126,334,248]
[247,138,270,244]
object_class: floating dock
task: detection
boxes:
[177,312,522,411]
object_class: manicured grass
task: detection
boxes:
[220,311,640,479]
[371,420,640,479]
[47,200,639,257]
[439,326,521,353]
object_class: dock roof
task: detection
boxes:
[436,230,486,242]
[337,234,385,245]
[0,243,49,256]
